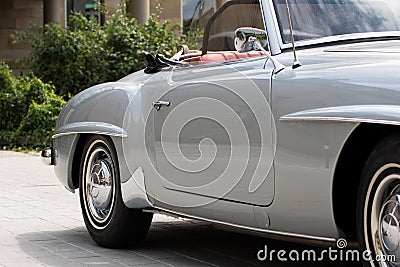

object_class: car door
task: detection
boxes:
[148,57,276,208]
[142,1,276,229]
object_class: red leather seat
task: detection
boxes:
[200,51,264,62]
[182,51,264,63]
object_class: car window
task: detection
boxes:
[188,0,264,52]
[273,0,400,43]
[206,2,264,51]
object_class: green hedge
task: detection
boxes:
[0,62,65,149]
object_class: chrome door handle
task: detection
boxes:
[152,100,170,111]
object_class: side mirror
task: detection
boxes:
[234,27,268,53]
[234,27,285,74]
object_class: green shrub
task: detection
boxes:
[0,63,23,131]
[0,63,65,149]
[15,3,189,97]
[0,62,15,91]
[103,11,182,80]
[16,93,65,147]
[27,15,110,97]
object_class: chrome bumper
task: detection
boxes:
[41,147,56,165]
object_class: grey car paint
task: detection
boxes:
[51,0,400,242]
[151,58,275,205]
[267,41,400,237]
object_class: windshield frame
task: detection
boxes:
[267,0,400,52]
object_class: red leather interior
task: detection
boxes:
[182,51,264,63]
[201,51,264,62]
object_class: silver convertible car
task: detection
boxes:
[42,0,400,265]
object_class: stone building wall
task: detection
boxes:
[151,0,182,26]
[0,0,43,60]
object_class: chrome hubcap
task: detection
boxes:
[379,193,400,263]
[84,142,115,229]
[370,171,400,267]
[379,194,400,254]
[89,159,113,220]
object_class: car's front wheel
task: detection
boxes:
[79,135,152,248]
[358,136,400,266]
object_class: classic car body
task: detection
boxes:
[42,0,400,265]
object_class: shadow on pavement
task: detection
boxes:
[17,220,362,266]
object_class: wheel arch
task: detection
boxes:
[332,123,400,240]
[70,132,123,189]
[71,133,89,189]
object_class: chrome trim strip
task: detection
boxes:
[268,0,285,51]
[53,122,128,139]
[153,206,337,243]
[280,105,400,125]
[52,131,127,139]
[262,0,282,55]
[280,116,400,126]
[280,32,400,50]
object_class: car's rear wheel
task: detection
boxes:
[358,136,400,266]
[79,135,152,248]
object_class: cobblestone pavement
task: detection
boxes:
[0,152,360,266]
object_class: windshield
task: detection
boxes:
[273,0,400,43]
